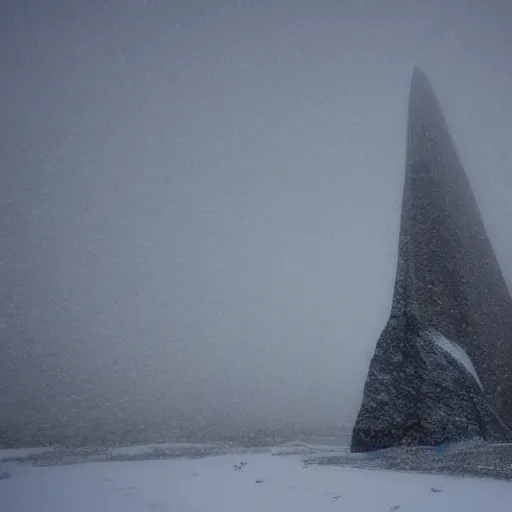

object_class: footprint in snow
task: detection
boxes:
[322,491,343,502]
[233,462,248,471]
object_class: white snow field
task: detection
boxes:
[3,447,512,512]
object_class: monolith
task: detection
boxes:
[351,67,512,452]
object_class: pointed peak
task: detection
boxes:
[412,65,425,77]
[407,66,447,138]
[410,66,433,96]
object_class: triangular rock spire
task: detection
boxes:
[351,67,512,452]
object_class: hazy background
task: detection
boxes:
[1,0,512,446]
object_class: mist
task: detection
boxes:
[1,0,512,446]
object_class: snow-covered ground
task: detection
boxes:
[3,447,512,512]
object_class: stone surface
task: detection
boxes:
[351,67,512,452]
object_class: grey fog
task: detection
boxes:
[1,0,512,446]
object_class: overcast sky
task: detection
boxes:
[2,0,512,440]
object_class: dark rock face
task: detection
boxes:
[351,67,512,452]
